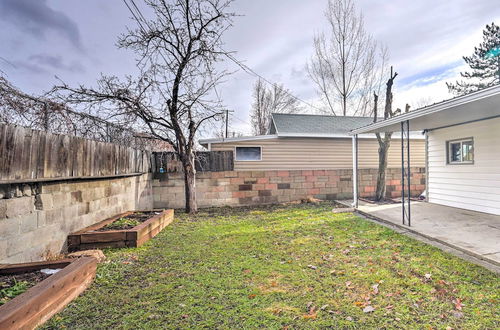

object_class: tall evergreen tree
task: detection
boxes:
[447,23,500,95]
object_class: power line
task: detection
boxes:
[122,0,322,115]
[222,51,324,113]
[122,0,172,104]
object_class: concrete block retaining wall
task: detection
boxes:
[153,167,426,209]
[0,174,152,264]
[1,167,425,264]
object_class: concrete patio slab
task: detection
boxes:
[338,200,500,273]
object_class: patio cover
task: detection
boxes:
[351,84,500,134]
[349,84,500,226]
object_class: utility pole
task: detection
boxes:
[224,109,234,138]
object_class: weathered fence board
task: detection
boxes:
[152,151,233,173]
[0,124,151,182]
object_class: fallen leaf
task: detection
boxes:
[345,281,352,288]
[320,304,329,310]
[453,298,463,310]
[248,294,256,299]
[363,306,375,313]
[308,265,317,270]
[303,313,317,319]
[346,316,353,321]
[424,273,432,279]
[385,305,394,310]
[372,284,379,295]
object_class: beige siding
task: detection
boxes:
[210,137,425,171]
[427,117,500,215]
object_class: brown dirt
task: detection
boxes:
[0,271,53,305]
[96,211,159,232]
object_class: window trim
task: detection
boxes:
[234,146,262,162]
[446,137,474,165]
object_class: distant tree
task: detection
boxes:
[447,23,500,95]
[54,0,235,214]
[250,79,300,135]
[307,0,387,116]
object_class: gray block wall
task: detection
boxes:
[0,174,152,264]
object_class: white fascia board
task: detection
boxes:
[199,135,278,145]
[277,132,424,139]
[350,84,500,134]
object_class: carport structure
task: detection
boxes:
[348,85,500,268]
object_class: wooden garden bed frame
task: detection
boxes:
[0,257,97,330]
[68,209,174,251]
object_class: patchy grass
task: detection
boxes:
[44,202,499,329]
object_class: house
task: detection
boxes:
[351,85,500,216]
[200,113,426,171]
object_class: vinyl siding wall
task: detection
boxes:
[427,117,500,215]
[210,137,425,171]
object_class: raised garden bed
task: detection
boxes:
[68,209,174,251]
[0,257,97,329]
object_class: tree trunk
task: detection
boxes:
[181,153,197,214]
[375,134,391,200]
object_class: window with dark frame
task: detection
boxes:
[447,138,474,164]
[235,146,261,161]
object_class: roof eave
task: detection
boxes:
[350,85,500,134]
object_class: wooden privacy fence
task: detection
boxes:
[0,123,151,183]
[152,151,233,173]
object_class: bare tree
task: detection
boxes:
[373,67,407,201]
[250,78,300,135]
[307,0,386,116]
[53,0,236,213]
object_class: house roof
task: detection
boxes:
[269,113,376,137]
[199,113,425,147]
[351,84,500,134]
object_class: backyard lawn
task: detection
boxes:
[44,202,499,329]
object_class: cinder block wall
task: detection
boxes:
[153,168,425,209]
[0,174,152,264]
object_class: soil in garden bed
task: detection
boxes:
[96,211,160,232]
[0,270,55,305]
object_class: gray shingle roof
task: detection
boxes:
[269,113,377,137]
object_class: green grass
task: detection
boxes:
[0,280,28,305]
[44,202,499,329]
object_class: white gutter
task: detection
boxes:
[199,135,278,145]
[350,84,500,134]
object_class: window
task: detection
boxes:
[235,146,261,161]
[447,138,474,164]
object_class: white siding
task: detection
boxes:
[427,117,500,215]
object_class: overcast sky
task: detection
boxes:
[1,0,499,136]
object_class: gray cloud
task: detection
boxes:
[0,0,83,50]
[28,54,85,73]
[12,54,85,77]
